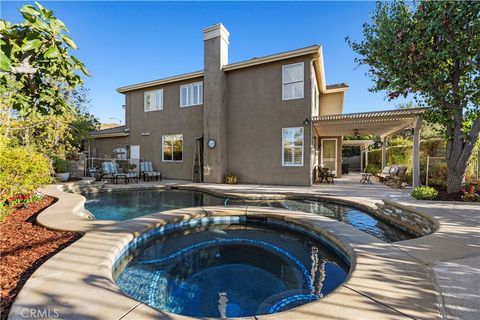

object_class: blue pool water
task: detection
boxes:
[83,189,412,242]
[113,220,349,318]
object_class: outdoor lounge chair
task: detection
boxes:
[376,166,392,183]
[101,162,138,184]
[385,165,407,185]
[140,161,162,181]
[377,165,403,184]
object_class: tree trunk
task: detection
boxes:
[445,114,480,194]
[446,161,466,194]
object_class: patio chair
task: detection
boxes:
[386,166,407,185]
[140,161,162,181]
[377,166,400,184]
[376,166,392,183]
[315,166,335,184]
[101,162,138,184]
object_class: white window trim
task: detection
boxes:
[320,138,338,175]
[162,134,183,162]
[282,127,304,167]
[282,62,304,101]
[144,89,163,112]
[180,81,203,107]
[113,147,127,160]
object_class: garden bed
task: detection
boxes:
[0,196,81,319]
[434,190,464,201]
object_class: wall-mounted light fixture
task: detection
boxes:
[302,118,310,126]
[404,127,414,137]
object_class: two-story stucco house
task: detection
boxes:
[88,23,349,186]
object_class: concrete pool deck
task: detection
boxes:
[8,178,480,320]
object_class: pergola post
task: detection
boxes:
[365,145,369,167]
[412,117,422,188]
[381,136,387,168]
[360,146,364,172]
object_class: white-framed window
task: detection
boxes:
[180,82,203,107]
[282,62,304,100]
[144,89,163,112]
[282,127,304,166]
[162,134,183,162]
[113,147,127,160]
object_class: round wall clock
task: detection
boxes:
[207,139,216,149]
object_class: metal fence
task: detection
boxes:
[426,151,479,186]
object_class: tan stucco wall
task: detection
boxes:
[90,136,129,159]
[96,57,318,185]
[124,76,204,180]
[319,92,344,116]
[203,34,228,183]
[226,56,314,186]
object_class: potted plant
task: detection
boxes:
[120,162,137,173]
[52,157,71,182]
[224,173,238,184]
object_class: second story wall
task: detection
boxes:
[124,76,204,179]
[225,56,314,185]
[319,91,344,116]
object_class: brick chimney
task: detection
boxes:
[203,23,229,183]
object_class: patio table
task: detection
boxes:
[360,173,373,184]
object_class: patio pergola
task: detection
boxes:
[312,108,426,187]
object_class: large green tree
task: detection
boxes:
[0,2,95,158]
[347,1,480,193]
[0,1,89,119]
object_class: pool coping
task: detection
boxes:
[8,183,480,319]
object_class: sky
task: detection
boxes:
[2,1,414,124]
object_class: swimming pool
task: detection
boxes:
[83,189,412,242]
[113,217,349,318]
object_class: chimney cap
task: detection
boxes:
[203,23,230,42]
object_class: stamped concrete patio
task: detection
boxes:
[8,176,480,320]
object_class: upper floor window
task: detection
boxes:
[144,89,163,112]
[282,127,304,166]
[162,134,183,162]
[282,62,304,100]
[180,82,203,107]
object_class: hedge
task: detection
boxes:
[0,143,52,204]
[367,139,478,186]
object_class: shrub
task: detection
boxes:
[411,186,438,200]
[52,156,70,173]
[224,173,238,184]
[0,202,10,222]
[364,164,381,175]
[120,162,137,172]
[428,162,448,187]
[462,184,480,202]
[0,144,52,204]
